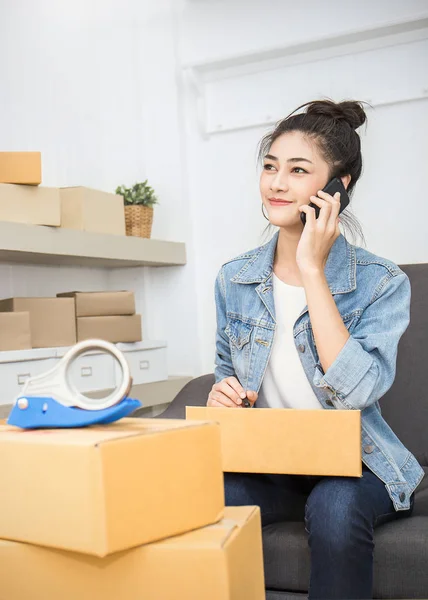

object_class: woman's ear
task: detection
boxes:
[341,174,351,190]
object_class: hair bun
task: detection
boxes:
[306,99,367,130]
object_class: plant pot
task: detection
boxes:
[124,205,154,238]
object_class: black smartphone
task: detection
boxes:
[300,177,350,225]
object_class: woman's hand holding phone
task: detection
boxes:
[207,376,258,408]
[297,186,343,273]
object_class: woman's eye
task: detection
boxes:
[263,163,275,171]
[292,167,307,174]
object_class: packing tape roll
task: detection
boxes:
[62,339,132,410]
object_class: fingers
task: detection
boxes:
[304,190,340,231]
[207,390,240,408]
[246,390,258,407]
[207,376,244,408]
[206,377,259,409]
[207,398,234,408]
[224,376,247,401]
[299,203,316,227]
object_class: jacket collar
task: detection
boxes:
[230,230,357,295]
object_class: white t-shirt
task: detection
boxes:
[258,273,323,409]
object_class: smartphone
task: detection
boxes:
[300,177,350,225]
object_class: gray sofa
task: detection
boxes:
[157,263,428,599]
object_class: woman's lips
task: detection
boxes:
[268,199,293,206]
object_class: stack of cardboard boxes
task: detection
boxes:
[58,291,142,343]
[0,151,126,235]
[0,418,265,599]
[0,153,143,350]
[0,292,142,350]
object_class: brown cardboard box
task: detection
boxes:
[0,152,42,185]
[0,298,76,348]
[0,183,60,226]
[60,187,126,236]
[0,418,224,557]
[0,506,264,600]
[77,314,142,343]
[0,312,32,350]
[186,406,362,477]
[57,291,135,317]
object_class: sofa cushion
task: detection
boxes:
[159,374,214,418]
[263,467,428,597]
[379,264,428,467]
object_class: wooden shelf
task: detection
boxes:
[0,222,186,268]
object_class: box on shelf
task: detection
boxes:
[0,152,42,185]
[0,506,264,600]
[0,312,32,351]
[0,298,76,348]
[0,184,60,226]
[57,291,135,317]
[186,406,362,477]
[77,314,142,343]
[0,418,224,557]
[60,187,126,236]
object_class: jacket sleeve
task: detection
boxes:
[214,267,236,383]
[313,271,411,410]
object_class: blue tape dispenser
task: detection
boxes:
[7,339,142,429]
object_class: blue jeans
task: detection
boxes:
[224,465,414,599]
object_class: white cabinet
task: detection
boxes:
[115,341,168,386]
[0,349,58,405]
[64,352,117,394]
[0,341,169,405]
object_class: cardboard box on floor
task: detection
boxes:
[186,406,362,477]
[0,418,224,557]
[0,312,32,351]
[0,152,42,185]
[0,298,76,348]
[77,314,142,343]
[0,506,264,600]
[57,291,135,317]
[0,183,60,226]
[60,187,126,236]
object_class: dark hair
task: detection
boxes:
[257,99,369,246]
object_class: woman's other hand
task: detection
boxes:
[207,376,258,408]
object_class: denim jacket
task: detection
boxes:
[214,231,424,511]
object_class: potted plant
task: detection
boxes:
[115,181,159,238]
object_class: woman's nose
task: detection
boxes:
[270,170,289,192]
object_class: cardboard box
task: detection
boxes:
[0,183,60,226]
[0,418,224,557]
[0,312,32,351]
[60,187,126,236]
[0,298,76,348]
[57,290,135,317]
[186,407,362,477]
[0,506,264,600]
[0,152,42,185]
[77,314,142,343]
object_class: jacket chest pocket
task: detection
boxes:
[225,317,253,355]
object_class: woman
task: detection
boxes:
[208,99,424,600]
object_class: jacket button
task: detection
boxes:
[325,398,334,407]
[298,344,305,353]
[399,492,406,502]
[364,445,375,454]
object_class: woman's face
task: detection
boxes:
[259,131,331,230]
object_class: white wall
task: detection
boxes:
[0,0,427,382]
[176,0,428,374]
[0,0,200,377]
